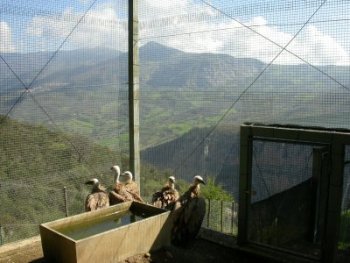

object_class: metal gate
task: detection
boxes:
[238,123,347,263]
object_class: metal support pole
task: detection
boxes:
[63,186,69,217]
[221,200,224,233]
[128,0,140,190]
[207,199,211,228]
[0,225,3,245]
[231,201,235,234]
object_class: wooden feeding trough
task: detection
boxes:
[40,201,172,263]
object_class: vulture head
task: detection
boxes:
[193,175,205,185]
[85,178,100,190]
[168,176,176,183]
[122,171,133,183]
[111,165,121,183]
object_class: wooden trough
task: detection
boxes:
[40,201,172,263]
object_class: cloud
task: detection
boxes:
[0,21,16,53]
[138,0,350,66]
[26,3,127,51]
[140,0,193,15]
[79,0,93,4]
[25,0,349,65]
[287,25,350,66]
[141,9,350,66]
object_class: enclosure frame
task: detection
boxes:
[237,123,349,263]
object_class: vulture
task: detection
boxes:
[171,175,206,247]
[123,171,144,203]
[84,178,110,212]
[109,165,133,205]
[152,176,179,210]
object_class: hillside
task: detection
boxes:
[0,116,234,243]
[1,42,350,149]
[141,126,241,197]
[0,115,122,242]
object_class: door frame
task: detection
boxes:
[238,123,347,263]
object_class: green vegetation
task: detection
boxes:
[0,116,235,244]
[0,116,119,243]
[201,177,233,202]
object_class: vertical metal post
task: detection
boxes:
[220,200,224,233]
[207,199,211,228]
[63,186,69,217]
[237,125,253,245]
[204,138,209,175]
[231,201,235,234]
[128,0,140,190]
[322,142,344,263]
[0,225,3,245]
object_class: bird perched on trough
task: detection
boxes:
[109,165,133,205]
[122,171,144,203]
[84,178,110,212]
[152,176,179,210]
[171,175,206,247]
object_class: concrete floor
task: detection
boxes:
[0,231,348,263]
[0,234,276,263]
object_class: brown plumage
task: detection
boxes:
[123,171,144,203]
[152,176,179,210]
[109,165,133,205]
[85,178,110,212]
[171,175,206,247]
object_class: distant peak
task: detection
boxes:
[140,41,182,53]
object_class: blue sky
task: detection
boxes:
[0,0,349,65]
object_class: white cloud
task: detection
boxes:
[140,0,192,14]
[79,0,93,4]
[25,0,349,65]
[138,0,349,66]
[26,3,127,51]
[287,25,350,66]
[0,21,16,53]
[141,9,350,66]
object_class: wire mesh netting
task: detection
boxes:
[137,0,350,258]
[0,0,129,244]
[249,140,319,256]
[0,2,350,261]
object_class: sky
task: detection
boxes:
[0,0,349,65]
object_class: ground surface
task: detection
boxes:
[0,234,349,263]
[0,235,275,263]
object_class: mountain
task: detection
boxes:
[140,41,265,89]
[0,47,121,91]
[1,42,350,148]
[2,42,349,92]
[141,126,241,196]
[140,41,183,62]
[0,42,267,92]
